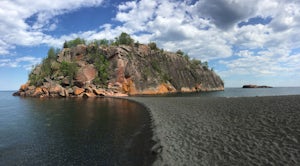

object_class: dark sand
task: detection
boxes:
[130,95,300,166]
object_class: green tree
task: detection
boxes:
[148,42,158,50]
[63,41,68,48]
[184,54,190,61]
[115,32,134,45]
[202,61,209,70]
[66,38,86,48]
[47,47,57,60]
[87,46,110,85]
[176,50,184,55]
[60,61,78,78]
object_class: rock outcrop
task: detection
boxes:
[242,85,272,88]
[14,43,224,98]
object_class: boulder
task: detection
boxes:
[112,92,128,97]
[85,87,93,93]
[42,87,49,96]
[75,64,97,87]
[59,88,69,97]
[93,88,106,96]
[32,87,44,97]
[49,84,63,94]
[73,86,85,95]
[82,92,96,98]
[67,88,74,94]
[28,86,36,90]
[20,83,29,91]
[57,48,71,62]
[61,77,70,86]
[71,44,87,61]
[12,91,20,96]
[181,87,193,93]
[25,89,34,96]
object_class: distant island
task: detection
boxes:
[13,33,224,98]
[242,85,272,88]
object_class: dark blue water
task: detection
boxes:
[0,92,155,165]
[176,87,300,98]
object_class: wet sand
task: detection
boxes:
[130,95,300,166]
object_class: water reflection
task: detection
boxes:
[1,96,154,165]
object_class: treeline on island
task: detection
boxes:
[14,32,224,98]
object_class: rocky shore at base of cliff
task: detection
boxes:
[13,35,224,98]
[13,81,128,98]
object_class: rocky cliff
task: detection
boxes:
[14,42,224,98]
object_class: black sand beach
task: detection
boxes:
[130,95,300,166]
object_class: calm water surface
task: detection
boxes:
[172,87,300,97]
[0,92,154,165]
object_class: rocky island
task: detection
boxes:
[13,33,224,98]
[242,85,272,88]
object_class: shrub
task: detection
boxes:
[60,61,78,78]
[63,41,68,48]
[90,39,110,47]
[191,59,201,66]
[66,38,86,48]
[184,54,190,61]
[47,47,57,60]
[176,50,184,55]
[114,32,134,45]
[94,54,109,84]
[151,61,161,73]
[148,42,158,50]
[201,61,209,70]
[87,47,109,85]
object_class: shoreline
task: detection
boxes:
[129,95,300,165]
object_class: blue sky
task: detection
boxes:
[1,0,300,90]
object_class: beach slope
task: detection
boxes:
[131,95,300,166]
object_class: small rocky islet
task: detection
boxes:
[242,85,272,88]
[13,33,224,98]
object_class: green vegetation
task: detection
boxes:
[29,46,78,86]
[28,32,212,88]
[90,39,110,47]
[151,61,161,73]
[60,61,78,78]
[191,59,201,68]
[63,38,86,48]
[202,61,209,70]
[162,73,172,83]
[176,50,184,55]
[175,49,210,70]
[28,47,58,86]
[148,42,158,50]
[87,46,109,85]
[114,32,134,45]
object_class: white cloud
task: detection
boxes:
[1,0,300,87]
[0,0,104,55]
[193,0,258,30]
[0,56,41,70]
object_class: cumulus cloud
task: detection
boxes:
[193,0,257,30]
[0,0,104,55]
[1,0,300,86]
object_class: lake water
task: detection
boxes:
[173,87,300,98]
[0,92,155,165]
[1,87,300,165]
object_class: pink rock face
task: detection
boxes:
[73,87,85,95]
[75,65,97,86]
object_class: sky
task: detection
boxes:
[0,0,300,90]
